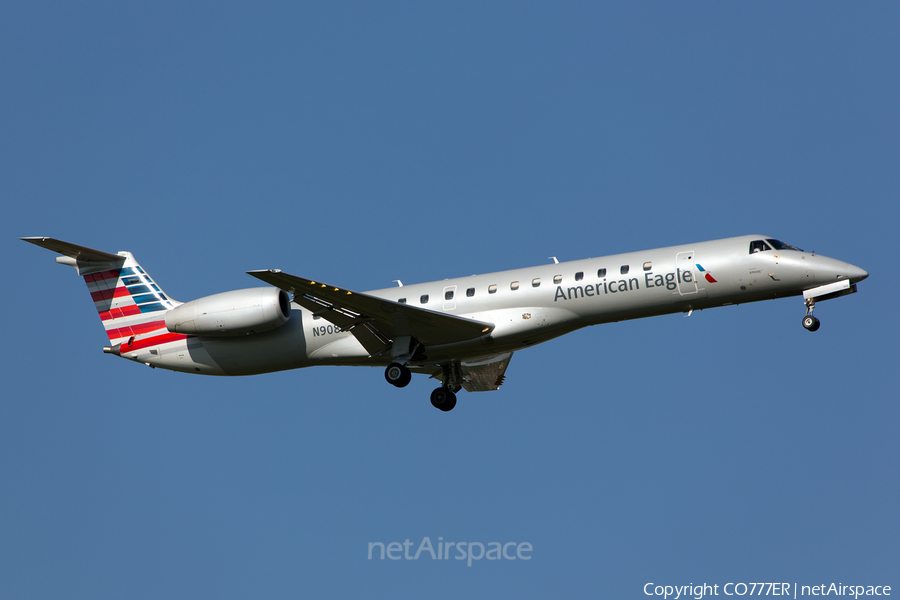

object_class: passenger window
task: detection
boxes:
[313,314,321,320]
[510,281,520,290]
[597,268,607,278]
[620,265,629,275]
[398,298,407,304]
[420,295,429,304]
[750,240,772,254]
[575,272,583,281]
[445,290,454,300]
[643,262,652,271]
[553,275,562,284]
[532,278,541,287]
[488,284,497,294]
[466,288,475,297]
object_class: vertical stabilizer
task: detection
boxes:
[21,237,185,351]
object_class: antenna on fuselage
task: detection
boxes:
[549,257,559,264]
[393,280,403,287]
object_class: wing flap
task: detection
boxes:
[290,293,390,356]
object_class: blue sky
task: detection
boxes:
[2,2,897,598]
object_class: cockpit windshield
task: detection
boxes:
[749,240,771,253]
[766,239,803,252]
[749,239,804,254]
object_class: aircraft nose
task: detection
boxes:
[810,256,868,285]
[847,264,868,283]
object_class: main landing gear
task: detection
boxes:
[384,362,412,387]
[430,362,461,411]
[384,361,460,412]
[802,299,821,332]
[430,387,457,412]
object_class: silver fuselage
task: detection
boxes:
[145,234,866,376]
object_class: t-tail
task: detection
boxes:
[21,237,186,355]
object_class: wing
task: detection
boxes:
[430,352,514,392]
[247,270,494,356]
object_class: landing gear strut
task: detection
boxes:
[802,299,821,332]
[384,360,461,412]
[429,362,461,411]
[384,362,412,387]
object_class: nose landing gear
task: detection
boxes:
[802,299,821,331]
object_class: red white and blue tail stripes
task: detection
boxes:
[82,252,187,351]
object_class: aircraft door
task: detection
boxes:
[443,285,457,311]
[675,251,699,295]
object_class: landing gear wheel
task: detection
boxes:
[802,315,820,332]
[430,387,457,412]
[385,363,412,387]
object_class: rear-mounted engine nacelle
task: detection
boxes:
[165,287,291,336]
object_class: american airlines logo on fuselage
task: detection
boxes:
[553,266,714,302]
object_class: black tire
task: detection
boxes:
[444,392,457,411]
[385,363,411,387]
[802,315,820,332]
[430,387,457,411]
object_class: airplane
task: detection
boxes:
[22,235,868,412]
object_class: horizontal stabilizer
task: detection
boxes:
[21,237,125,275]
[21,237,123,262]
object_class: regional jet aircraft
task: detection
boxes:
[22,235,867,411]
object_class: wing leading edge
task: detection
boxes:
[247,270,494,357]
